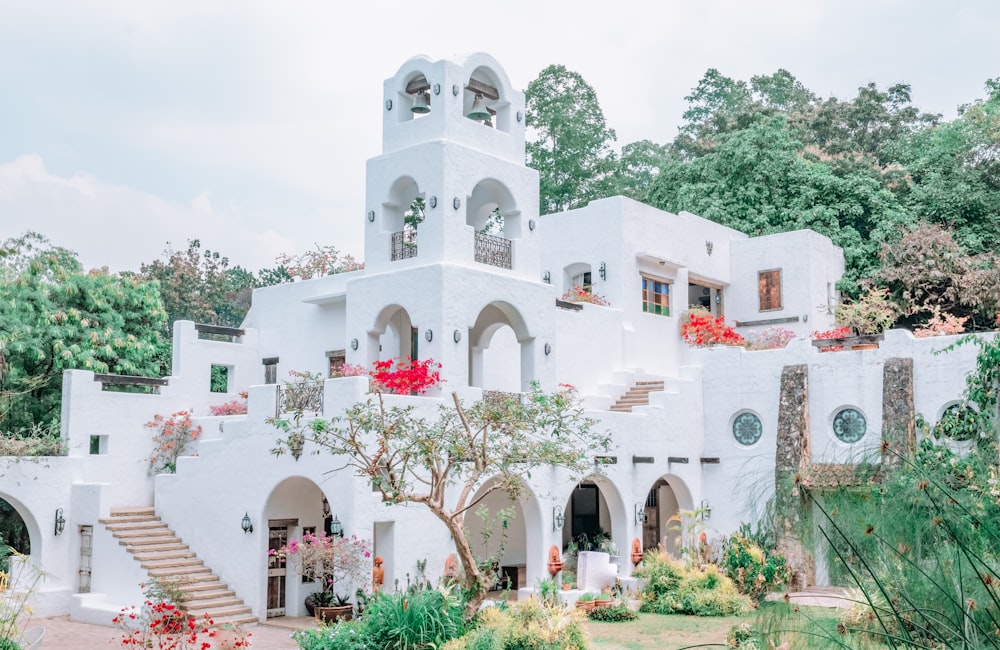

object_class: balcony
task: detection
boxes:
[391,229,418,261]
[276,381,324,416]
[474,232,512,269]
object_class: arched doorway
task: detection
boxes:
[469,301,532,392]
[370,305,417,364]
[0,496,31,556]
[262,477,343,618]
[640,475,693,555]
[464,476,542,594]
[561,477,626,554]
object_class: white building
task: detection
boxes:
[1,53,984,626]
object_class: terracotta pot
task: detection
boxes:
[562,583,572,591]
[315,604,353,624]
[575,600,596,612]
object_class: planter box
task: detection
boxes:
[811,333,884,352]
[315,605,353,624]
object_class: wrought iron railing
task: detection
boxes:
[276,381,324,416]
[391,229,418,261]
[474,233,512,269]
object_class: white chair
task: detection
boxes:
[21,627,44,649]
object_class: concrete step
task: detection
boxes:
[141,558,205,571]
[104,520,169,532]
[182,595,244,611]
[99,515,161,525]
[147,565,213,578]
[133,550,196,562]
[109,507,156,517]
[183,604,253,619]
[179,587,235,602]
[111,527,174,539]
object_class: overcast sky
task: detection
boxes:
[2,0,998,273]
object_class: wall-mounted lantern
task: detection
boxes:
[330,514,344,538]
[552,506,565,531]
[599,262,607,281]
[241,512,254,534]
[634,502,647,526]
[700,499,712,522]
[54,508,66,536]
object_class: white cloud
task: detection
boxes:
[0,155,299,274]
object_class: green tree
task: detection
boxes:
[1,233,168,433]
[615,139,671,201]
[525,64,618,213]
[271,385,610,617]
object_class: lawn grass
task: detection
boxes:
[586,604,845,650]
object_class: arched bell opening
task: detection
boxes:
[467,179,520,241]
[464,66,511,133]
[397,72,433,123]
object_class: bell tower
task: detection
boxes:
[348,53,555,393]
[363,53,540,278]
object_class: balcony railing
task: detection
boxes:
[276,381,324,416]
[474,233,512,269]
[391,229,418,261]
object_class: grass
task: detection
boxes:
[586,604,842,650]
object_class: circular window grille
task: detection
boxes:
[732,412,762,446]
[833,408,866,443]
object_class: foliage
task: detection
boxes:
[719,533,789,603]
[811,326,852,352]
[269,532,371,604]
[208,392,248,416]
[330,363,369,379]
[929,402,981,442]
[834,286,899,335]
[275,244,363,281]
[525,64,618,214]
[275,382,609,616]
[633,552,753,617]
[445,599,587,650]
[146,411,201,475]
[587,603,638,622]
[913,310,968,338]
[370,357,443,395]
[877,223,1000,330]
[0,422,64,456]
[560,286,610,307]
[680,308,745,348]
[292,619,369,650]
[112,600,233,649]
[744,326,796,351]
[1,232,169,434]
[0,546,44,646]
[362,587,466,650]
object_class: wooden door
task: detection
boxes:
[266,526,288,617]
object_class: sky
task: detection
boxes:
[2,0,998,274]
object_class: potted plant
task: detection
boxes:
[268,532,372,622]
[833,287,898,347]
[575,592,598,612]
[561,570,576,591]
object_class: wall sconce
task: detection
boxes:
[453,329,462,343]
[241,512,254,534]
[54,508,66,536]
[452,84,460,96]
[453,197,461,210]
[706,240,714,256]
[715,294,721,305]
[429,196,437,208]
[433,83,441,95]
[330,514,344,538]
[552,506,565,531]
[543,271,551,284]
[385,99,393,111]
[599,262,607,281]
[528,219,536,231]
[544,342,552,356]
[516,110,523,123]
[350,338,359,351]
[367,210,375,222]
[425,329,433,342]
[322,496,331,518]
[634,502,647,526]
[700,499,712,522]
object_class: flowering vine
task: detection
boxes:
[680,309,745,347]
[560,286,611,307]
[269,532,372,605]
[146,411,201,475]
[370,357,442,395]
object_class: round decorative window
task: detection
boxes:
[732,412,763,446]
[833,408,866,443]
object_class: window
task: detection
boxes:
[758,270,782,311]
[833,408,866,443]
[326,350,346,377]
[641,275,670,316]
[732,412,762,446]
[572,271,592,293]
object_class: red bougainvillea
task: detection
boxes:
[812,327,852,352]
[370,357,442,395]
[680,311,745,347]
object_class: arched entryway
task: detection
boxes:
[639,475,693,555]
[561,477,626,555]
[0,495,32,557]
[262,477,349,618]
[464,476,542,594]
[469,301,533,392]
[370,304,418,364]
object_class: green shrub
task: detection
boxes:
[587,604,638,622]
[447,600,587,650]
[292,620,371,650]
[363,587,465,650]
[0,639,22,650]
[726,622,762,649]
[720,533,789,603]
[634,552,753,617]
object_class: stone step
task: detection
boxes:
[141,557,205,571]
[111,527,174,539]
[147,565,213,578]
[179,587,235,603]
[104,520,169,532]
[211,614,259,628]
[609,405,633,412]
[99,515,161,525]
[109,506,157,517]
[182,595,244,611]
[183,604,253,620]
[180,579,229,592]
[133,549,196,562]
[123,540,186,553]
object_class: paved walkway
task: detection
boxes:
[29,615,314,649]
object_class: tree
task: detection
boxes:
[1,232,169,433]
[274,244,363,282]
[271,384,610,616]
[615,139,671,201]
[525,65,618,213]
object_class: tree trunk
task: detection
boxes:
[430,506,488,618]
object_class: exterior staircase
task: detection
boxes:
[101,507,256,627]
[609,380,665,412]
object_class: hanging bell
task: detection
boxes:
[466,93,491,121]
[411,92,430,114]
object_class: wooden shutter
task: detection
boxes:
[758,270,782,311]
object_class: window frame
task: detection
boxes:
[641,274,672,317]
[758,269,783,312]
